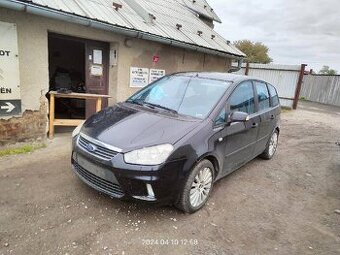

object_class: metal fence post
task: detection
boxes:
[245,62,250,76]
[293,64,307,109]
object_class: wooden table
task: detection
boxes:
[48,91,111,139]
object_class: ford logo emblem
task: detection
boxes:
[86,143,97,152]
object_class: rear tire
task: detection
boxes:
[175,159,214,213]
[260,130,279,160]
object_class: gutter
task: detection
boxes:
[0,0,244,60]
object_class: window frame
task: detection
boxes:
[254,80,271,112]
[267,83,280,107]
[226,80,257,115]
[213,80,257,127]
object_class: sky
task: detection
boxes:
[211,0,340,73]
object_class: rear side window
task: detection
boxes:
[255,81,270,111]
[268,84,279,106]
[228,81,255,114]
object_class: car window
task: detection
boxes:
[128,76,231,119]
[268,84,279,107]
[228,81,255,114]
[255,81,270,111]
[214,107,226,125]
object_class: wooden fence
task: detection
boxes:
[301,75,340,107]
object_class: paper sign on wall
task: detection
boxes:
[149,69,165,83]
[93,49,102,64]
[90,65,103,76]
[0,21,21,117]
[130,67,149,87]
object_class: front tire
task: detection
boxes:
[260,130,279,159]
[175,159,214,213]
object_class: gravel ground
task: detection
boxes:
[0,101,339,255]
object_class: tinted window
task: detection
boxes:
[128,76,231,119]
[255,81,270,111]
[268,84,279,106]
[228,81,255,114]
[215,108,226,125]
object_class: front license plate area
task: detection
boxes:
[76,154,119,184]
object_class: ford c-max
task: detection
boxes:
[71,72,280,213]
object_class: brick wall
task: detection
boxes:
[0,103,48,146]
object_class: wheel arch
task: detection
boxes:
[195,153,221,180]
[275,126,280,134]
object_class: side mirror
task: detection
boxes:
[227,111,249,124]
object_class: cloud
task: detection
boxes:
[211,0,340,72]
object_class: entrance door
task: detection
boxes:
[85,41,109,118]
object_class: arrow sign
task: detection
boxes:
[0,100,21,116]
[1,102,15,112]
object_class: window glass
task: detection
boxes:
[268,84,279,106]
[215,108,226,125]
[255,81,270,111]
[228,81,255,114]
[128,76,231,119]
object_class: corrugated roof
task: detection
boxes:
[16,0,245,58]
[182,0,222,23]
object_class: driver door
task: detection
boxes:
[219,81,260,174]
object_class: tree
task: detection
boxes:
[318,66,337,75]
[234,40,272,64]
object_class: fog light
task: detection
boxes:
[132,183,156,201]
[146,183,155,197]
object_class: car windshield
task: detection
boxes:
[127,75,231,119]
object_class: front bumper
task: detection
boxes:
[71,135,186,204]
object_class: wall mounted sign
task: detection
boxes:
[90,65,103,76]
[0,21,21,117]
[130,67,149,87]
[149,69,165,83]
[93,49,102,65]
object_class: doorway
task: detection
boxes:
[47,33,109,121]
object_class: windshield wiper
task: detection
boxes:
[143,102,178,114]
[126,99,144,106]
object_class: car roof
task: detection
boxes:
[173,72,253,83]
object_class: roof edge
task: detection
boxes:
[0,0,244,59]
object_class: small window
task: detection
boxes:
[255,81,270,111]
[268,84,279,106]
[228,81,255,114]
[215,108,226,125]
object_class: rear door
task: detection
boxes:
[253,81,275,155]
[85,40,109,118]
[218,81,260,174]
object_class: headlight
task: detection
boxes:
[124,144,174,165]
[72,121,85,138]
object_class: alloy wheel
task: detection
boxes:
[189,167,213,207]
[269,132,278,157]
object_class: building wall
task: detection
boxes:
[0,8,232,145]
[116,38,230,102]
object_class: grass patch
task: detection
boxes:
[281,106,292,113]
[0,143,46,157]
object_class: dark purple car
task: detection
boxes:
[71,72,280,213]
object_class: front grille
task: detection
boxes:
[73,161,124,198]
[78,135,117,160]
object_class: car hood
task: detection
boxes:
[81,103,200,152]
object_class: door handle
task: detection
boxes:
[251,123,259,128]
